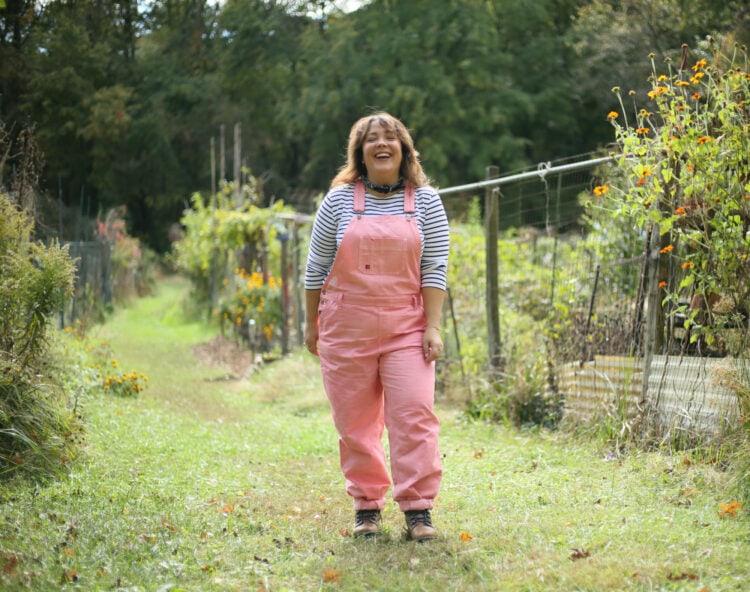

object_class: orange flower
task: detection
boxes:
[460,532,474,542]
[593,185,609,196]
[636,178,646,186]
[658,281,667,288]
[648,86,669,99]
[636,127,650,135]
[607,111,619,120]
[660,245,674,254]
[692,92,702,100]
[674,207,686,215]
[697,136,713,144]
[682,262,694,269]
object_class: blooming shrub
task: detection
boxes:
[218,269,283,348]
[96,206,157,303]
[68,336,149,397]
[606,40,750,355]
[172,182,292,309]
[102,366,149,397]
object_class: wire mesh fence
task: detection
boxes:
[438,154,746,442]
[58,241,112,328]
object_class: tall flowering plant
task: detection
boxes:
[218,269,283,348]
[604,40,750,354]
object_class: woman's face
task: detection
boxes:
[361,119,403,185]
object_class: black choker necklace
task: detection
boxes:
[362,176,404,194]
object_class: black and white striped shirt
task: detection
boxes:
[305,183,450,290]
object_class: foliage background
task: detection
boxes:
[2,0,749,251]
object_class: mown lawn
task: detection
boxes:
[1,276,748,591]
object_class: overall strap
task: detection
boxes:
[404,184,415,214]
[354,179,416,214]
[353,179,366,213]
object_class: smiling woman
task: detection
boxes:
[303,111,450,541]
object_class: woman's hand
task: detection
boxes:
[304,323,319,356]
[423,326,443,362]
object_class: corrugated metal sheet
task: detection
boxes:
[558,356,644,424]
[646,355,740,437]
[558,354,742,438]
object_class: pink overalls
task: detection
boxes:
[317,180,442,513]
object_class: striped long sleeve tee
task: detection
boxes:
[304,183,450,291]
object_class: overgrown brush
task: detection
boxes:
[0,193,79,477]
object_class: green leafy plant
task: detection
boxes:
[0,193,78,476]
[95,205,158,304]
[218,268,283,349]
[607,40,750,355]
[172,181,291,310]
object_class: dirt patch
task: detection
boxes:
[192,335,255,379]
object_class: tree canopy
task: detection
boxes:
[0,0,746,250]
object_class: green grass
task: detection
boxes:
[1,276,748,591]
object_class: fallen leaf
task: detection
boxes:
[161,521,178,532]
[60,569,78,583]
[322,568,342,583]
[570,548,590,560]
[667,572,698,581]
[473,450,484,459]
[460,532,473,542]
[2,554,18,576]
[718,500,743,518]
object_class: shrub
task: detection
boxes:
[95,205,158,304]
[172,180,293,352]
[0,193,79,476]
[218,269,283,350]
[607,40,750,355]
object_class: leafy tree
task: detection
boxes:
[566,0,749,153]
[0,0,44,126]
[20,1,138,225]
[217,0,311,201]
[120,0,225,251]
[278,0,586,226]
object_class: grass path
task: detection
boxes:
[1,277,749,591]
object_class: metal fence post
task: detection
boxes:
[484,165,503,375]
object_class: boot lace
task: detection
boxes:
[355,509,381,527]
[405,509,433,528]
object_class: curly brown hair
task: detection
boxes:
[330,112,430,188]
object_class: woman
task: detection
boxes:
[304,112,449,542]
